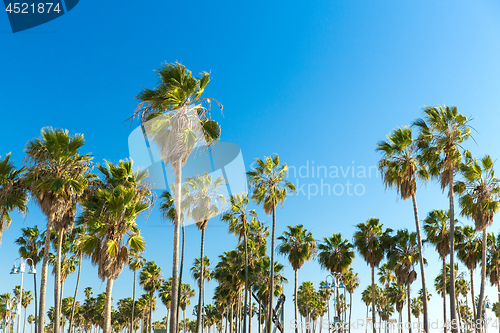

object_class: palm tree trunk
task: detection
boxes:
[349,292,352,333]
[471,270,476,321]
[176,222,186,333]
[244,233,249,333]
[365,306,368,333]
[104,278,114,333]
[449,179,457,333]
[54,228,64,333]
[197,228,206,333]
[170,162,182,333]
[34,272,38,333]
[183,309,186,333]
[477,230,487,326]
[371,265,376,333]
[443,258,448,333]
[132,271,137,333]
[411,194,429,333]
[150,291,153,333]
[39,220,53,333]
[407,284,412,333]
[249,288,253,333]
[24,306,27,333]
[497,282,500,333]
[294,269,298,333]
[230,304,234,333]
[268,206,276,333]
[68,254,82,333]
[258,303,261,333]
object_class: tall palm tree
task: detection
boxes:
[140,261,163,333]
[317,232,354,320]
[67,226,87,333]
[487,232,500,333]
[378,263,396,328]
[179,284,195,333]
[223,193,258,333]
[342,268,359,333]
[15,226,43,333]
[387,229,420,333]
[423,209,451,331]
[353,218,392,333]
[132,62,222,333]
[455,225,481,318]
[184,173,225,333]
[159,278,173,332]
[24,128,92,333]
[129,249,145,333]
[377,125,430,333]
[79,159,152,333]
[22,290,33,333]
[414,105,472,326]
[454,154,500,322]
[277,224,316,333]
[388,283,406,333]
[0,153,27,243]
[246,154,296,333]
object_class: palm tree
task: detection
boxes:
[454,154,500,322]
[0,153,27,243]
[277,224,316,333]
[140,261,163,333]
[388,283,406,333]
[184,173,225,333]
[342,268,359,333]
[223,193,258,333]
[24,128,93,333]
[79,159,152,333]
[28,315,35,333]
[414,105,472,326]
[129,249,145,333]
[67,226,87,333]
[22,290,33,333]
[159,278,173,332]
[246,154,296,333]
[361,284,380,333]
[318,232,354,321]
[387,229,420,333]
[353,218,392,333]
[132,62,222,333]
[179,284,195,333]
[15,226,43,333]
[456,225,481,318]
[377,125,431,332]
[378,263,396,328]
[423,209,451,331]
[487,232,500,333]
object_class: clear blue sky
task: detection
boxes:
[2,0,500,331]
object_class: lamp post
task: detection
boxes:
[10,258,36,333]
[322,275,335,333]
[4,298,14,333]
[338,280,346,330]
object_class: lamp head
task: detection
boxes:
[28,266,36,275]
[9,265,18,274]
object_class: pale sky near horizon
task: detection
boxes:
[3,0,500,332]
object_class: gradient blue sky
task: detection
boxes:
[2,0,500,331]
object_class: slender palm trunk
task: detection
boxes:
[449,180,457,332]
[268,206,276,333]
[176,222,186,333]
[349,292,353,333]
[294,269,298,333]
[34,272,38,333]
[411,194,429,333]
[477,230,487,325]
[258,303,261,333]
[249,297,253,333]
[104,278,114,333]
[132,271,137,333]
[38,220,53,333]
[54,228,64,333]
[371,265,376,333]
[407,284,412,333]
[150,291,153,333]
[230,304,234,333]
[443,258,448,333]
[365,307,368,333]
[170,162,182,333]
[244,233,249,333]
[196,228,206,333]
[68,254,82,333]
[497,283,500,333]
[471,270,476,320]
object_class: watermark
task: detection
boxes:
[3,0,79,33]
[288,161,378,199]
[289,318,500,331]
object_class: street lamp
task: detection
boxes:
[10,258,36,333]
[322,275,335,333]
